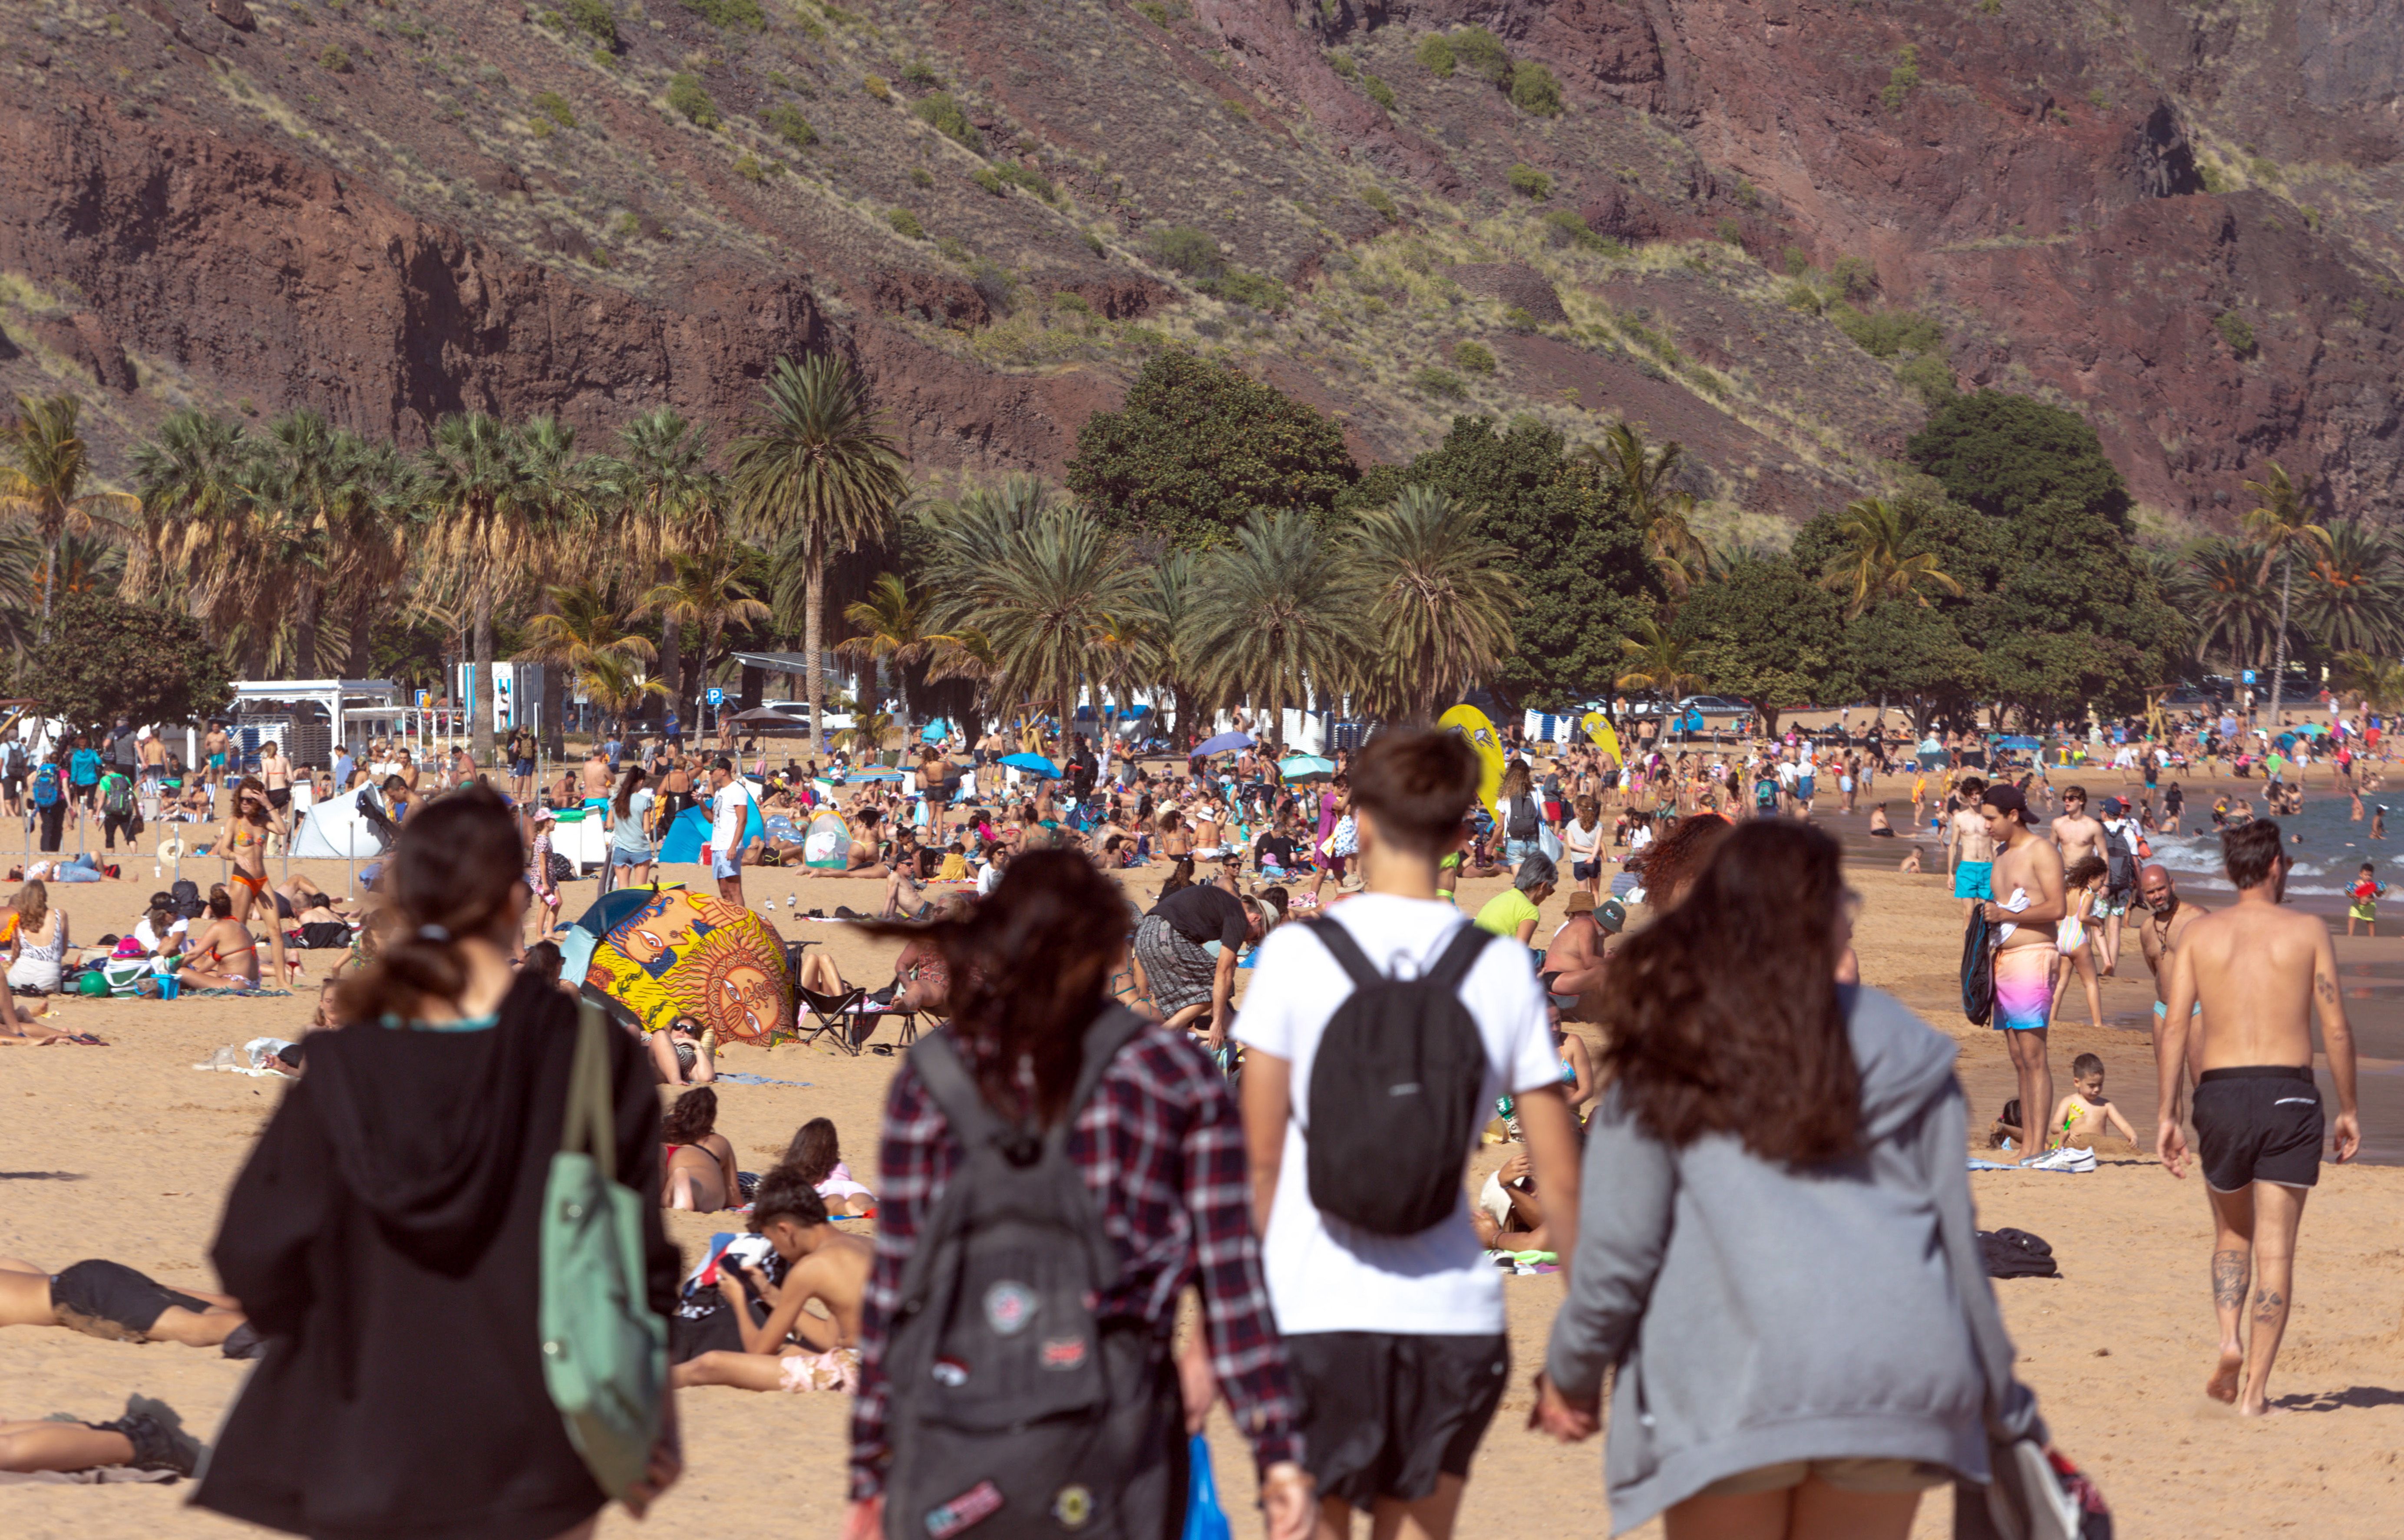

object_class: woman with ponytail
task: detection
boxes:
[196,787,682,1540]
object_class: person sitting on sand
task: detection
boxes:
[1988,1097,2027,1150]
[660,1085,740,1212]
[648,1014,716,1086]
[778,1116,875,1216]
[1471,1147,1555,1255]
[0,1256,257,1355]
[1868,802,1895,836]
[835,807,892,880]
[670,1168,872,1393]
[1898,844,1924,874]
[2045,1052,2140,1150]
[178,887,263,992]
[4,880,71,995]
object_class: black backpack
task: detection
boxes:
[1506,791,1539,839]
[1303,920,1494,1237]
[884,1006,1182,1540]
[2103,825,2138,899]
[1977,1227,2061,1279]
[169,879,205,921]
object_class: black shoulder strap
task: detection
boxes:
[1306,918,1384,991]
[906,1030,1014,1154]
[1427,922,1495,993]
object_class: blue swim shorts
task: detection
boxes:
[1953,859,1994,900]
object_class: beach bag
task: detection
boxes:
[2103,827,2138,901]
[540,1000,667,1502]
[884,1006,1176,1540]
[31,765,59,808]
[1302,920,1493,1236]
[1961,910,1995,1026]
[1182,1434,1232,1540]
[1978,1228,2062,1280]
[1537,823,1565,863]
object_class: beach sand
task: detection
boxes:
[3,823,2401,1538]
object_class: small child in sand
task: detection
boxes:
[671,1168,872,1392]
[2349,862,2387,936]
[2046,1052,2139,1151]
[1897,844,1923,875]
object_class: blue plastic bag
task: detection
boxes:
[1184,1433,1232,1540]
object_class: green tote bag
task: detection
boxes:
[541,1000,668,1501]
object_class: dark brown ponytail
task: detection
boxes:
[332,786,527,1026]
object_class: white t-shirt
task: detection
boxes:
[711,780,750,853]
[1233,894,1559,1336]
[1562,818,1601,860]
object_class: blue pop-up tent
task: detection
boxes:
[657,801,767,864]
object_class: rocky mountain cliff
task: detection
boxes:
[3,0,2400,529]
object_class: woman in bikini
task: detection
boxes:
[218,778,292,984]
[179,887,263,992]
[660,1085,740,1211]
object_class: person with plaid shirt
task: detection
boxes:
[844,851,1315,1540]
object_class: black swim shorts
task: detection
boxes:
[50,1258,212,1341]
[1286,1331,1510,1511]
[2192,1065,2325,1193]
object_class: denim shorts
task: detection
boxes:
[1503,838,1534,866]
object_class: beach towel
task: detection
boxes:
[708,1072,816,1089]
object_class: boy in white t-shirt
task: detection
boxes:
[1236,729,1582,1537]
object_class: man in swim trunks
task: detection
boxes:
[2137,864,2207,1051]
[1946,774,1997,924]
[2156,819,2361,1415]
[218,778,291,985]
[0,1256,257,1355]
[1980,784,2066,1165]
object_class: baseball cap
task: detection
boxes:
[1564,890,1596,915]
[1981,785,2029,820]
[1596,898,1628,934]
[2099,796,2125,815]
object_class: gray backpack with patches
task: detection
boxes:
[883,1006,1180,1540]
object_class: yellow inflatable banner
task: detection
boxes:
[1581,711,1621,764]
[1438,703,1508,817]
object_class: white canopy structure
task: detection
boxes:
[291,785,389,860]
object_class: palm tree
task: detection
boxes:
[1183,510,1358,756]
[128,408,250,621]
[835,572,963,748]
[2297,520,2404,657]
[518,584,658,669]
[419,413,542,765]
[596,408,719,726]
[1615,618,1707,696]
[950,507,1150,748]
[575,649,671,737]
[329,440,419,679]
[728,355,911,751]
[2177,536,2278,673]
[1819,497,1964,617]
[2334,651,2404,716]
[1579,420,1705,595]
[1,393,137,638]
[1139,550,1205,746]
[642,547,773,733]
[246,410,371,678]
[2240,461,2332,725]
[1346,486,1521,724]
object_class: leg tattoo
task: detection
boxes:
[2212,1250,2249,1310]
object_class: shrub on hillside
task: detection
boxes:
[1152,224,1222,277]
[1511,61,1563,115]
[1830,304,1943,359]
[566,0,617,45]
[532,90,576,128]
[1363,185,1400,222]
[1452,26,1512,84]
[2214,310,2257,356]
[762,104,816,148]
[667,73,720,129]
[888,208,925,239]
[1417,33,1455,76]
[1413,365,1466,399]
[1507,163,1551,201]
[911,91,981,150]
[1363,74,1397,110]
[680,0,763,26]
[1454,340,1497,374]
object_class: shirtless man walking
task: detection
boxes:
[2136,864,2207,1078]
[2156,820,2360,1415]
[1946,774,1997,924]
[1980,784,2067,1164]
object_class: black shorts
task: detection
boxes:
[2193,1065,2325,1192]
[50,1258,211,1341]
[266,786,291,809]
[1286,1331,1510,1510]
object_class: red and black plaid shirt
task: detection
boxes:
[848,1022,1298,1500]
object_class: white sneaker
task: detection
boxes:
[2028,1145,2096,1173]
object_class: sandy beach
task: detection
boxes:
[4,799,2402,1539]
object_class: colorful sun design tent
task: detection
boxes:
[565,884,794,1046]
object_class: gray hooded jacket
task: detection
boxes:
[1545,987,2042,1532]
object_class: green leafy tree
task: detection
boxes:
[1613,618,1705,697]
[1350,416,1653,707]
[1906,389,2133,527]
[0,394,137,639]
[25,592,233,729]
[1065,352,1357,549]
[1182,510,1358,755]
[1839,597,1987,734]
[1979,498,2184,722]
[1672,556,1846,737]
[1816,496,1964,617]
[1345,487,1521,725]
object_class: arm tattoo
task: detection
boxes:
[2316,972,2338,1004]
[2212,1250,2248,1309]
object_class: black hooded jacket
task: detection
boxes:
[195,973,676,1540]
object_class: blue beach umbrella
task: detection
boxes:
[1001,752,1061,777]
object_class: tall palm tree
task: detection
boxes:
[1182,510,1358,756]
[642,547,773,731]
[1140,549,1205,746]
[1818,497,1963,617]
[420,413,542,764]
[574,649,672,737]
[517,584,658,670]
[1579,420,1704,595]
[246,410,370,678]
[835,572,964,748]
[948,507,1149,747]
[728,354,911,751]
[128,408,250,621]
[512,416,604,751]
[2297,520,2404,657]
[2240,461,2331,725]
[2334,651,2404,716]
[1615,618,1707,696]
[330,441,419,679]
[1,393,137,638]
[1346,486,1521,724]
[596,408,719,726]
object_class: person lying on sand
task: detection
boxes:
[671,1169,871,1393]
[0,1257,257,1356]
[0,1394,205,1480]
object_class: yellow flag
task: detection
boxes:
[1581,711,1621,763]
[1438,703,1508,817]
